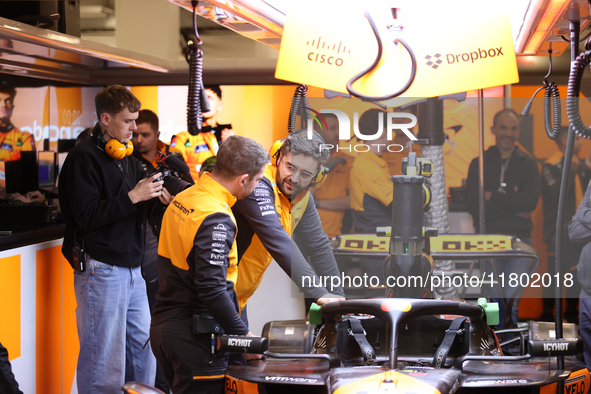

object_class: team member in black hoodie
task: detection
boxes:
[59,85,171,394]
[466,108,541,329]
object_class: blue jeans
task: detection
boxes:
[74,256,156,394]
[486,238,537,329]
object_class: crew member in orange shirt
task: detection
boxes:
[0,81,35,162]
[0,81,43,203]
[169,85,233,181]
[311,113,353,238]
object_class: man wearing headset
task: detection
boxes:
[59,85,172,393]
[169,85,234,181]
[232,130,346,322]
[151,136,267,393]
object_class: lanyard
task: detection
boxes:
[499,148,515,190]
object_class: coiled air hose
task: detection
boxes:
[186,1,209,135]
[544,80,561,140]
[567,45,591,138]
[522,50,561,140]
[288,84,309,134]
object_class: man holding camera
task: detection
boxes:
[151,136,267,394]
[59,85,171,393]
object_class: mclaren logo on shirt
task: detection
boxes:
[172,200,194,216]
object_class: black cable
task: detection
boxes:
[560,30,591,42]
[521,51,561,140]
[288,84,309,134]
[566,50,591,138]
[186,1,204,135]
[543,50,561,140]
[346,11,417,101]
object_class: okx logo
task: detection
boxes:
[425,53,443,69]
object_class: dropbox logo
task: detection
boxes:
[425,53,443,69]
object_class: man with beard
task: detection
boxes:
[232,130,346,323]
[151,136,267,393]
[465,108,541,329]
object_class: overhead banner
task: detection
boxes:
[275,1,519,100]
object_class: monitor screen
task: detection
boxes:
[0,160,6,193]
[38,151,56,188]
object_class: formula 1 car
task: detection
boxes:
[218,153,589,394]
[221,298,590,394]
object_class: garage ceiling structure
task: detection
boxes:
[0,0,590,85]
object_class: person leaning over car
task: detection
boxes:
[232,129,346,322]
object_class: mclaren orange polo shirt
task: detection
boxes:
[232,164,339,312]
[350,150,393,233]
[169,131,218,181]
[313,151,353,238]
[153,172,247,335]
[0,126,35,162]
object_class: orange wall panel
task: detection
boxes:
[0,255,20,361]
[131,86,159,115]
[62,256,78,394]
[36,246,66,394]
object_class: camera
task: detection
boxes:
[154,152,194,195]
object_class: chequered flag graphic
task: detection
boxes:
[425,53,443,69]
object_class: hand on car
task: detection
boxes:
[316,294,346,306]
[244,331,265,361]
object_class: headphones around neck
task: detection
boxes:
[269,129,328,189]
[93,128,134,160]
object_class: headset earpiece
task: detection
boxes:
[269,140,283,166]
[104,138,133,160]
[125,140,134,157]
[92,128,132,160]
[308,166,328,189]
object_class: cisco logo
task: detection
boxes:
[306,37,350,67]
[425,47,505,70]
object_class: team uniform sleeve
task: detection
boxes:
[169,134,183,154]
[19,131,35,151]
[193,212,249,335]
[293,196,346,296]
[364,167,394,207]
[232,180,329,301]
